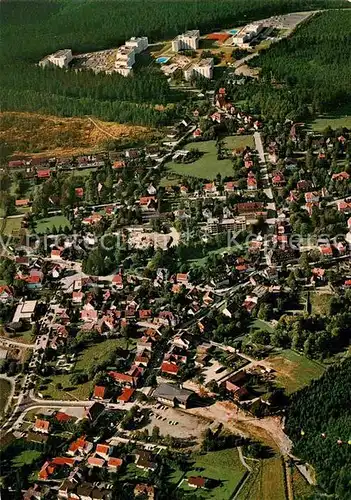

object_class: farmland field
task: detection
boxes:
[39,338,133,401]
[311,102,351,131]
[268,349,325,394]
[179,448,247,499]
[0,379,12,417]
[237,458,286,500]
[167,136,253,179]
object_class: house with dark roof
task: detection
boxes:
[153,383,194,409]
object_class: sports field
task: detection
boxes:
[237,457,286,500]
[35,215,71,234]
[167,136,254,179]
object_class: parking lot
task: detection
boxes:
[142,403,209,441]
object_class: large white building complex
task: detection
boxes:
[232,23,264,46]
[115,36,148,76]
[184,58,213,81]
[39,49,73,69]
[172,30,200,52]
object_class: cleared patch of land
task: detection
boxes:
[309,292,333,316]
[0,112,157,158]
[268,349,324,394]
[39,338,133,401]
[167,136,254,179]
[0,378,12,417]
[179,448,247,499]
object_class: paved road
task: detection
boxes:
[254,131,274,200]
[0,338,35,349]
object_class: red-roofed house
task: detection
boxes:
[108,371,138,387]
[188,476,206,489]
[55,411,72,423]
[51,457,75,467]
[332,172,350,181]
[72,291,83,304]
[108,457,123,471]
[319,245,333,257]
[337,201,351,213]
[117,387,135,403]
[75,187,84,197]
[38,461,55,480]
[51,249,62,260]
[67,436,93,456]
[138,309,152,320]
[176,273,188,284]
[96,443,111,460]
[161,361,180,376]
[272,172,285,187]
[87,456,105,468]
[247,173,257,191]
[0,285,13,303]
[34,419,50,434]
[80,309,98,322]
[37,169,50,179]
[112,274,123,289]
[15,199,30,207]
[224,181,239,192]
[93,385,106,400]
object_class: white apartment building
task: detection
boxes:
[39,49,73,69]
[115,45,136,76]
[184,58,213,81]
[125,36,148,54]
[172,30,200,52]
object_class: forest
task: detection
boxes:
[0,0,348,125]
[285,358,351,499]
[242,11,351,120]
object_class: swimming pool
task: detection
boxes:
[156,56,170,64]
[229,29,239,35]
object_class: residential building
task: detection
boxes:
[172,30,200,52]
[39,49,72,68]
[184,58,213,81]
[125,36,148,53]
[153,383,194,409]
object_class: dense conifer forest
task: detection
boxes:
[286,358,351,499]
[0,0,348,125]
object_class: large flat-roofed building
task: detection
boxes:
[172,30,200,52]
[39,49,73,69]
[125,36,148,54]
[184,58,213,81]
[12,300,37,323]
[232,23,264,46]
[153,383,194,409]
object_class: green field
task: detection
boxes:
[35,215,71,233]
[0,378,12,418]
[251,318,274,333]
[311,103,351,131]
[268,349,325,394]
[179,448,246,499]
[237,458,286,500]
[12,450,42,468]
[309,292,333,316]
[291,465,315,499]
[39,338,132,401]
[167,136,253,179]
[0,216,23,236]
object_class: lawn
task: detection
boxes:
[179,448,247,499]
[0,378,12,417]
[238,458,286,500]
[0,216,23,236]
[250,318,274,333]
[311,102,351,131]
[35,215,71,234]
[166,136,253,179]
[12,450,42,468]
[268,349,325,394]
[39,338,133,401]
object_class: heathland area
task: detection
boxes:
[0,0,349,127]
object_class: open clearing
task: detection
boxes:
[311,103,351,131]
[0,216,23,236]
[237,457,286,500]
[309,292,333,316]
[291,465,315,498]
[167,136,254,179]
[0,112,156,158]
[12,450,42,468]
[39,338,132,401]
[268,349,325,394]
[35,215,71,234]
[179,448,247,499]
[0,379,12,417]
